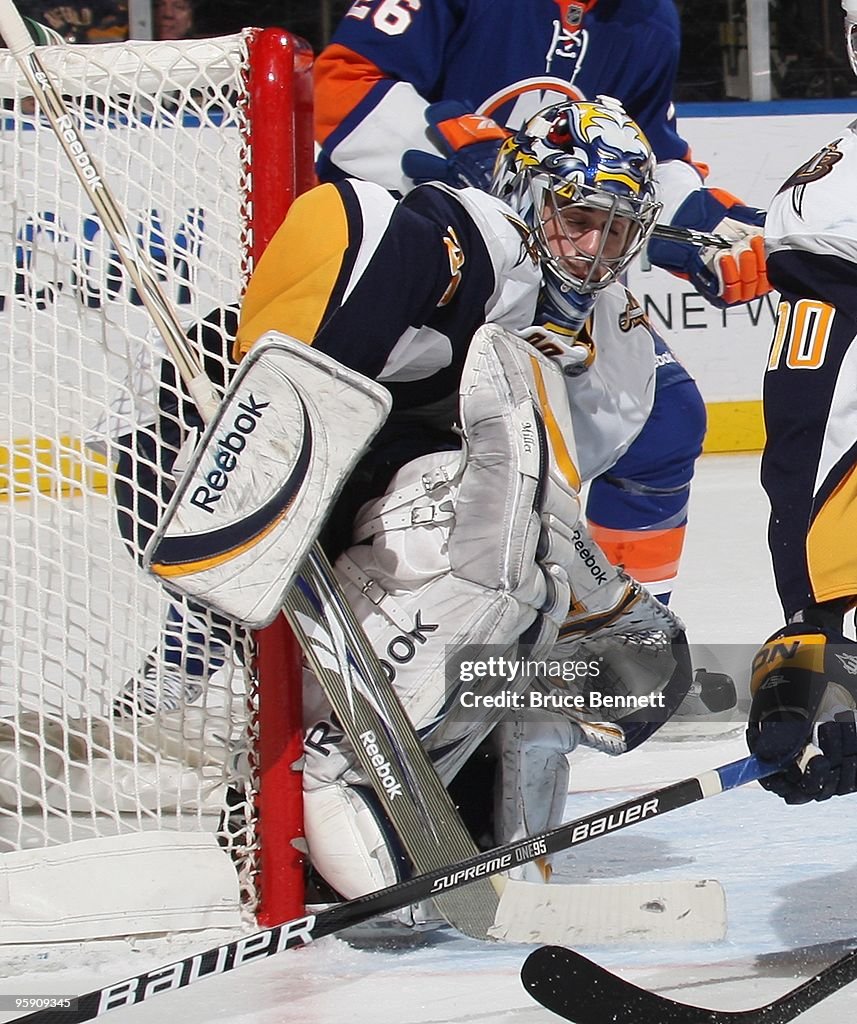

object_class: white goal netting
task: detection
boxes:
[0,31,307,933]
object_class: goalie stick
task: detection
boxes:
[10,755,774,1024]
[0,0,496,938]
[520,942,857,1024]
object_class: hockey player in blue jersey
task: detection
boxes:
[313,0,770,608]
[746,0,857,806]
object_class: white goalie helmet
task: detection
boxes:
[845,0,857,74]
[490,95,661,294]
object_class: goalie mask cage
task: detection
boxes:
[0,28,311,938]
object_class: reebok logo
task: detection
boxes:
[54,111,104,191]
[378,610,439,682]
[359,730,404,799]
[190,394,270,513]
[571,528,609,584]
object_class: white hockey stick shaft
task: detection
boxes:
[0,1,495,935]
[0,9,221,419]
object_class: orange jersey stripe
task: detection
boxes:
[314,44,387,145]
[708,186,742,207]
[685,149,710,180]
[479,77,586,119]
[589,523,686,585]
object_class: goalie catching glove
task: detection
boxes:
[747,621,857,804]
[530,520,693,755]
[647,187,769,308]
[401,101,511,190]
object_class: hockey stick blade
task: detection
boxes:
[11,755,774,1024]
[521,942,857,1024]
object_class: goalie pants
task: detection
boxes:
[587,337,706,603]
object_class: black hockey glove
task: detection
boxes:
[746,622,857,804]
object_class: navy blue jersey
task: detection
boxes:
[236,179,542,410]
[314,0,697,197]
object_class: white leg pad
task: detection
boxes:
[492,713,579,882]
[303,783,401,898]
[302,326,584,897]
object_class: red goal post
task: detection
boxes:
[0,27,313,937]
[245,27,314,927]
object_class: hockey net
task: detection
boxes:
[0,28,311,939]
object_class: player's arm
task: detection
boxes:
[647,174,769,309]
[234,179,500,378]
[314,2,506,194]
[625,16,769,308]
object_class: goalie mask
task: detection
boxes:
[845,0,857,75]
[491,96,660,294]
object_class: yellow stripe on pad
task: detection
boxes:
[529,355,581,492]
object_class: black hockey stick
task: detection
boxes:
[521,942,857,1024]
[10,755,773,1024]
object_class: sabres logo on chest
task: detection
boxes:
[778,140,843,193]
[777,140,843,217]
[618,291,648,333]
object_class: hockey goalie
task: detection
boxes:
[149,96,696,921]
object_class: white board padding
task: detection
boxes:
[0,831,241,942]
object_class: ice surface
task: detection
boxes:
[3,453,857,1024]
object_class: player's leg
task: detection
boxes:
[488,528,693,884]
[749,286,857,802]
[490,712,578,882]
[305,468,692,899]
[302,327,583,901]
[586,337,706,604]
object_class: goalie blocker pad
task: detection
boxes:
[145,332,392,628]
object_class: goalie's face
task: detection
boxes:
[492,98,660,293]
[541,194,640,292]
